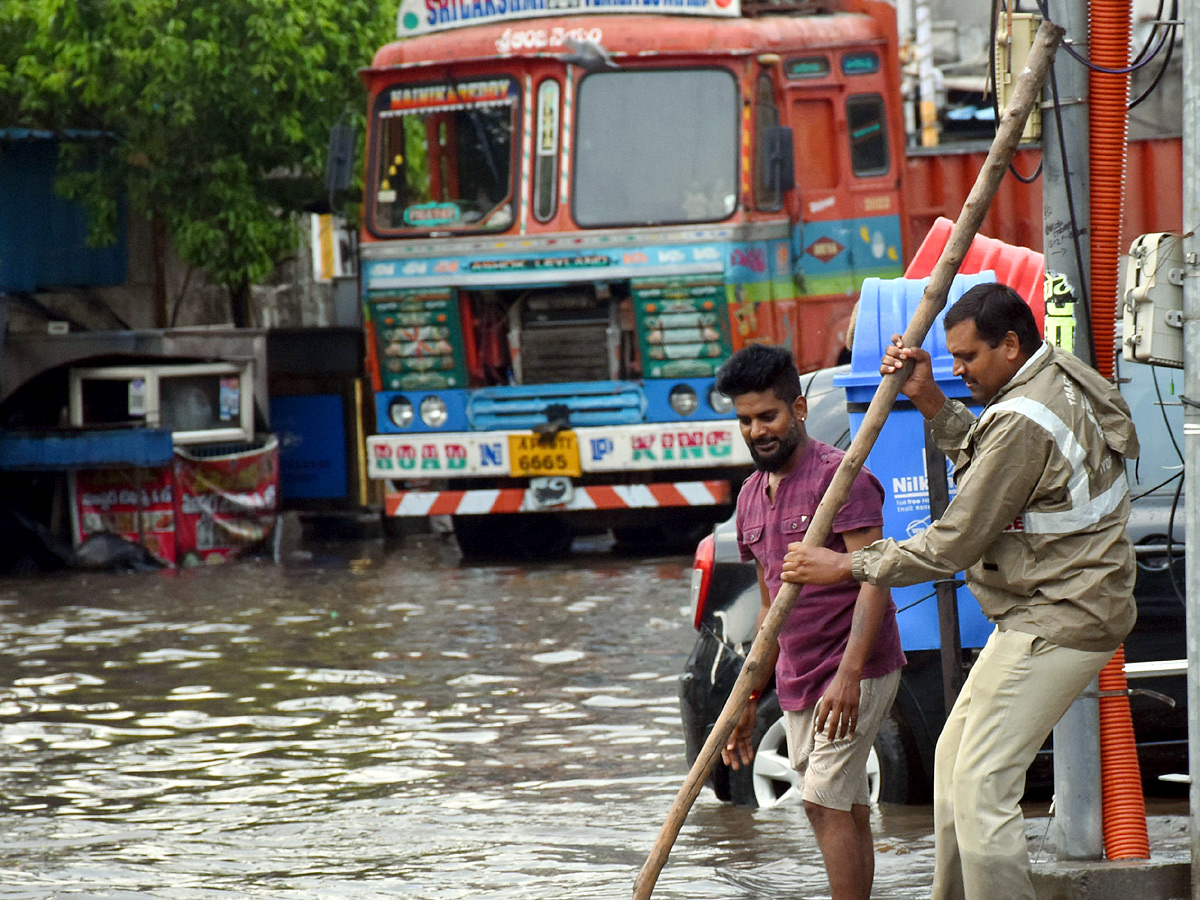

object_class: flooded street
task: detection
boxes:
[0,534,1182,899]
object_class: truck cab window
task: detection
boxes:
[846,94,889,177]
[841,51,880,75]
[369,77,518,235]
[754,74,782,211]
[573,68,738,227]
[533,79,561,222]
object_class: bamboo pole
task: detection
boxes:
[634,20,1065,900]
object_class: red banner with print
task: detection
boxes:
[70,467,177,565]
[174,437,279,566]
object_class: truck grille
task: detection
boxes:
[468,382,645,431]
[519,322,614,384]
[515,289,617,384]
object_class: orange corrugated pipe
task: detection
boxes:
[1088,0,1130,379]
[1087,0,1148,862]
[1097,646,1150,859]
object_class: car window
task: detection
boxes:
[1118,358,1184,499]
[801,364,852,449]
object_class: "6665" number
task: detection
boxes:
[517,452,568,472]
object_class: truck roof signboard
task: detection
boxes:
[397,0,741,39]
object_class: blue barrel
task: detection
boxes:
[834,273,996,651]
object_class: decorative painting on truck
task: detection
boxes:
[366,288,469,391]
[366,420,751,479]
[397,0,741,39]
[632,275,732,378]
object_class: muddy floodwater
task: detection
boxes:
[0,534,1180,899]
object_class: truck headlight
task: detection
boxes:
[669,384,699,416]
[420,395,449,427]
[388,396,414,429]
[708,387,734,414]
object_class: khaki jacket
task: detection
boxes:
[852,344,1139,652]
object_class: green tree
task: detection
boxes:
[0,0,394,325]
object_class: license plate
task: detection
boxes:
[508,432,581,477]
[529,476,574,509]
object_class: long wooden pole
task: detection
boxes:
[634,20,1065,900]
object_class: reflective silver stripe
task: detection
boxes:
[981,396,1126,534]
[1024,475,1128,534]
[983,396,1088,506]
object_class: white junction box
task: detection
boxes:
[1122,232,1185,368]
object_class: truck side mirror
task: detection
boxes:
[765,125,796,194]
[326,118,357,196]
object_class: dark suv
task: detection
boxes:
[678,360,1187,806]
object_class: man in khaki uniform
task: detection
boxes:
[782,283,1138,900]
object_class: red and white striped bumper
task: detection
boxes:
[384,480,731,517]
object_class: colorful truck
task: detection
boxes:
[357,0,915,553]
[354,0,1178,554]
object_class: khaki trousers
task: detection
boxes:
[931,628,1115,900]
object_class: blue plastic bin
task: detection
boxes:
[834,273,996,651]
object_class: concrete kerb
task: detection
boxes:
[1032,859,1189,900]
[1029,814,1191,900]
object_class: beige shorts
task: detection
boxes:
[783,668,902,811]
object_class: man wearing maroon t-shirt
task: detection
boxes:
[715,344,905,900]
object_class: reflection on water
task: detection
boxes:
[0,537,726,899]
[2,534,1180,899]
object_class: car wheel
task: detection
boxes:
[865,740,882,805]
[728,692,802,807]
[872,713,918,805]
[726,693,915,808]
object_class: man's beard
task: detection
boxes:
[749,415,803,472]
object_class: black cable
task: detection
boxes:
[989,0,1000,106]
[1030,0,1172,75]
[1130,9,1179,111]
[1166,469,1185,603]
[1129,0,1168,67]
[1009,157,1043,184]
[896,590,936,615]
[1046,61,1096,368]
[1130,470,1183,503]
[895,581,966,615]
[1150,350,1189,605]
[1151,364,1185,464]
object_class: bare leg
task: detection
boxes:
[805,800,874,900]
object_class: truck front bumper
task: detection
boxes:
[384,478,732,517]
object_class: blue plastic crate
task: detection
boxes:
[834,273,997,651]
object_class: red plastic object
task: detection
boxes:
[904,216,1046,333]
[690,532,716,630]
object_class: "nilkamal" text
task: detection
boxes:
[892,475,929,497]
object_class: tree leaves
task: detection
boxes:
[0,0,393,317]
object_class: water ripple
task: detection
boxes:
[0,541,1033,900]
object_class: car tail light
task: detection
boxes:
[690,533,716,630]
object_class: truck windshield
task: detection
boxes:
[370,77,517,235]
[573,69,738,228]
